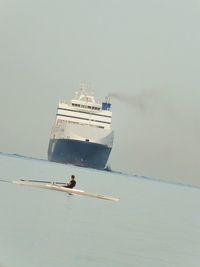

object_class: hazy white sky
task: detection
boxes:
[0,0,200,184]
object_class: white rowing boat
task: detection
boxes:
[13,180,120,202]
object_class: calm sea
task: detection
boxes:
[0,153,200,267]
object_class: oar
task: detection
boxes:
[0,179,12,183]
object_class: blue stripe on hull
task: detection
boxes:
[48,139,112,170]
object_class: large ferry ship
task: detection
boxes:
[48,84,114,170]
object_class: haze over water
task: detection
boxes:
[1,153,200,267]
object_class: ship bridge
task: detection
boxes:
[56,85,112,130]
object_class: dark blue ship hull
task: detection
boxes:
[48,139,112,170]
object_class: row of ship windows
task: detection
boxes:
[58,107,112,118]
[57,114,110,125]
[57,119,105,129]
[72,103,101,110]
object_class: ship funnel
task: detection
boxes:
[102,96,111,110]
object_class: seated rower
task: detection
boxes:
[63,175,76,188]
